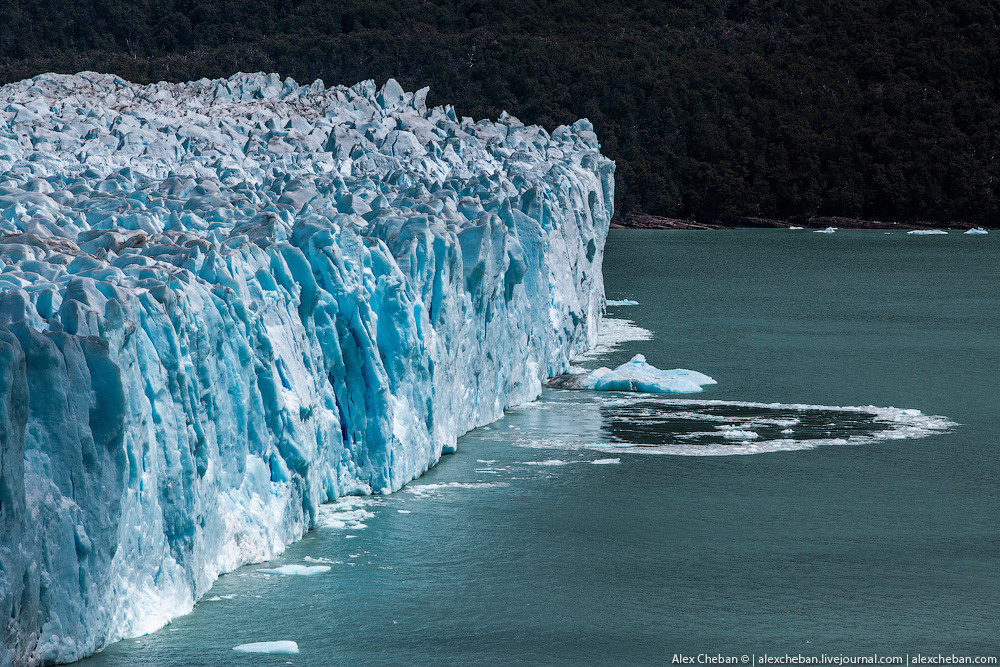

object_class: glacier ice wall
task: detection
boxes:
[0,72,613,665]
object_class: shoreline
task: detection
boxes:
[612,213,995,231]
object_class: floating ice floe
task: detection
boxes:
[233,641,299,654]
[520,457,621,466]
[405,481,510,496]
[965,227,988,234]
[318,497,377,531]
[549,354,716,393]
[815,226,838,233]
[907,229,948,235]
[257,565,331,576]
[570,317,652,363]
[606,299,639,306]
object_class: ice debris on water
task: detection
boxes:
[907,229,948,235]
[605,299,638,306]
[233,641,299,655]
[964,227,988,234]
[0,71,613,664]
[257,565,331,576]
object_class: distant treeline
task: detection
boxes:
[1,0,998,224]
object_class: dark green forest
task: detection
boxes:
[1,0,999,225]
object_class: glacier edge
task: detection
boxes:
[0,72,613,665]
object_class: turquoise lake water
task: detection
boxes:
[79,229,999,665]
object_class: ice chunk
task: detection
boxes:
[233,641,299,654]
[719,429,760,440]
[815,226,837,233]
[405,482,510,496]
[965,227,988,234]
[318,498,377,531]
[606,299,639,306]
[590,458,621,465]
[907,229,947,235]
[578,354,716,393]
[257,565,331,576]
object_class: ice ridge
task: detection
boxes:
[0,72,614,665]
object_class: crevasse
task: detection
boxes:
[0,72,613,665]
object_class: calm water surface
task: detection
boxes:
[81,230,999,665]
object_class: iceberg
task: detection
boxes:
[815,226,837,233]
[964,227,988,235]
[0,72,613,665]
[582,354,716,393]
[232,640,299,654]
[256,564,331,576]
[907,229,947,235]
[548,354,716,393]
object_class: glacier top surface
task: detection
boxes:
[0,71,608,306]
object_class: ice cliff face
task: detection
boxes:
[0,72,613,665]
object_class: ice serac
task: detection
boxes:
[0,72,614,665]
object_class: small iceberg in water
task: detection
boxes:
[257,564,331,576]
[907,229,947,235]
[548,354,716,393]
[788,226,804,230]
[815,226,837,233]
[606,299,639,306]
[233,641,299,654]
[965,227,988,235]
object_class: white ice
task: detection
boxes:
[605,299,639,306]
[232,641,300,654]
[580,354,716,393]
[965,227,988,234]
[257,565,331,576]
[907,229,948,235]
[405,482,510,496]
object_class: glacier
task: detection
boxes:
[0,72,613,665]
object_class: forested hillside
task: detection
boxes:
[2,0,998,224]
